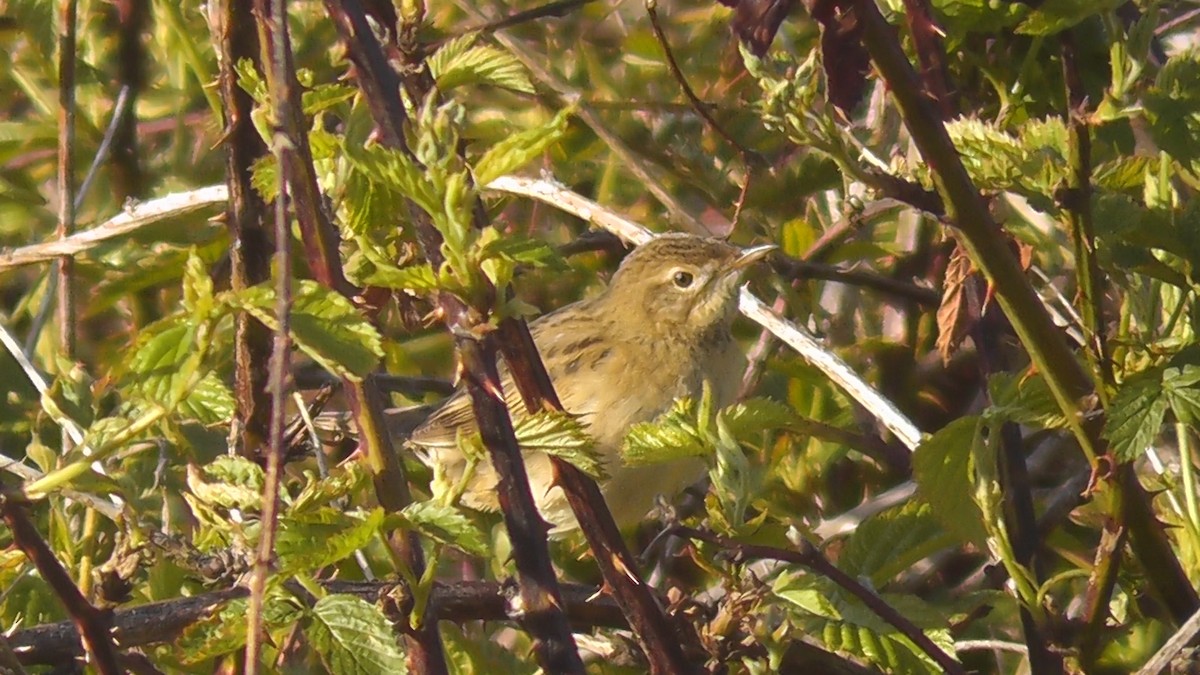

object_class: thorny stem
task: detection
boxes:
[1061,31,1113,395]
[211,0,273,458]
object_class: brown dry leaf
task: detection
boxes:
[936,243,976,364]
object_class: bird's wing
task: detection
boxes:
[409,304,602,449]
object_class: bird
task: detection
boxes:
[408,232,775,533]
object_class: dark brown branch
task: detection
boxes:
[7,582,619,667]
[109,0,147,201]
[1,495,121,674]
[772,254,939,307]
[321,1,581,671]
[671,526,965,675]
[56,0,78,453]
[213,0,273,459]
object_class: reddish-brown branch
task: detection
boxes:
[1,495,122,674]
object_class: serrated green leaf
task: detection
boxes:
[230,280,384,381]
[474,107,572,185]
[512,410,604,479]
[276,507,385,573]
[354,260,439,293]
[182,249,214,317]
[306,594,408,675]
[986,372,1067,429]
[342,141,439,216]
[839,502,953,588]
[1164,355,1200,425]
[720,398,797,442]
[621,399,708,467]
[179,371,236,424]
[186,458,264,511]
[292,464,369,513]
[429,35,533,94]
[477,231,562,268]
[912,417,988,548]
[774,573,953,674]
[302,82,356,115]
[391,500,488,557]
[1104,366,1169,462]
[1016,0,1122,35]
[1093,156,1152,192]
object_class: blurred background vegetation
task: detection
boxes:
[4,0,1200,673]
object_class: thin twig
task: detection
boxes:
[0,186,229,271]
[465,0,711,235]
[671,526,964,675]
[56,0,78,455]
[645,0,762,224]
[1137,605,1200,675]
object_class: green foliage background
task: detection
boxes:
[2,0,1200,672]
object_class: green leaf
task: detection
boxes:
[1164,353,1200,425]
[230,280,384,381]
[181,249,214,317]
[343,141,439,216]
[276,507,386,573]
[292,464,369,513]
[302,82,356,115]
[306,594,408,675]
[720,398,798,442]
[1016,0,1122,35]
[1104,366,1169,462]
[186,457,265,511]
[773,573,953,674]
[179,371,237,425]
[1145,53,1200,165]
[351,259,439,293]
[390,501,488,557]
[474,107,572,185]
[429,35,534,94]
[512,410,604,479]
[621,399,708,467]
[912,417,988,548]
[986,372,1067,429]
[839,501,954,588]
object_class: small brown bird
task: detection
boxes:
[410,233,774,533]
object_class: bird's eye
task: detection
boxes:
[672,270,695,288]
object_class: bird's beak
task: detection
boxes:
[726,244,777,274]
